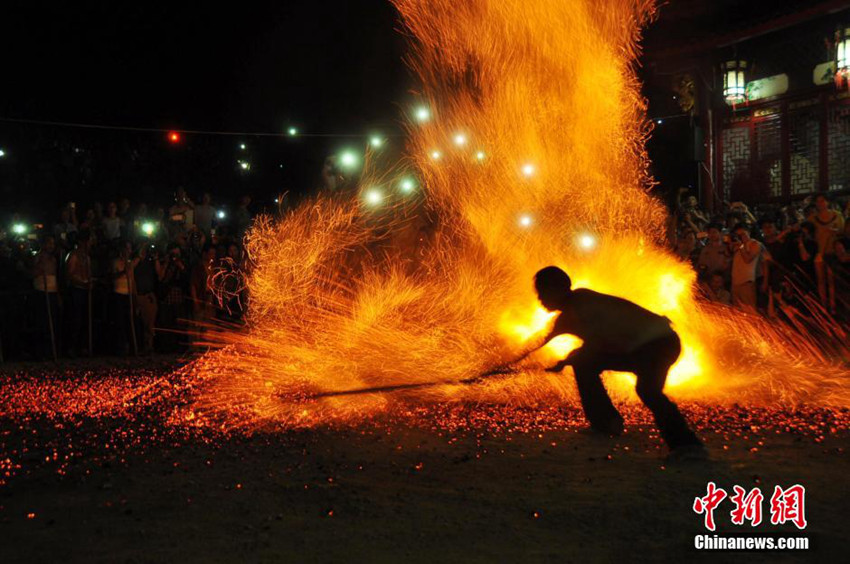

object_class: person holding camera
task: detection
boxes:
[730,224,763,310]
[157,243,189,352]
[134,244,159,354]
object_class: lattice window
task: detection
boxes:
[721,127,749,202]
[828,105,850,192]
[788,111,819,195]
[754,116,782,199]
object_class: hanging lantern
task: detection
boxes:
[836,27,850,82]
[721,60,747,106]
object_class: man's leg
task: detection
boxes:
[573,362,624,434]
[633,336,701,450]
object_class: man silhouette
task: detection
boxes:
[533,266,703,454]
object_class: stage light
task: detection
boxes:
[453,133,467,146]
[475,151,486,161]
[168,131,180,143]
[239,143,247,150]
[239,161,250,171]
[370,136,385,148]
[141,222,156,236]
[217,210,227,219]
[399,178,416,193]
[11,223,27,235]
[521,163,536,177]
[518,214,533,228]
[415,106,431,122]
[364,188,384,206]
[288,127,298,136]
[339,150,359,169]
[0,149,6,158]
[578,233,597,250]
[430,150,442,160]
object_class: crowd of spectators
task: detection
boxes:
[671,188,850,320]
[1,181,849,362]
[0,189,253,360]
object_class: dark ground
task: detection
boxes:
[0,357,847,563]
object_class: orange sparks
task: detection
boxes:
[189,0,850,429]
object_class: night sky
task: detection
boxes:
[0,1,408,133]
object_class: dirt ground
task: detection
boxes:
[0,357,847,563]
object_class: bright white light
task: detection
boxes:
[0,149,7,157]
[370,136,384,148]
[274,198,280,204]
[475,151,486,161]
[217,210,226,219]
[415,106,431,122]
[430,150,442,160]
[288,127,298,136]
[141,222,155,236]
[365,188,384,206]
[399,178,415,193]
[453,133,467,146]
[239,161,250,170]
[239,143,247,150]
[521,163,536,177]
[578,233,597,250]
[519,214,533,228]
[656,119,663,125]
[12,223,27,235]
[339,151,358,169]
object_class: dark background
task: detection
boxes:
[0,1,409,220]
[1,1,823,222]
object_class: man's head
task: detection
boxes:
[534,266,572,311]
[815,194,829,213]
[707,223,723,243]
[733,223,751,243]
[709,272,725,292]
[759,219,777,239]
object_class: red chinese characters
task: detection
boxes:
[769,485,807,530]
[729,486,764,526]
[693,481,728,531]
[695,483,807,530]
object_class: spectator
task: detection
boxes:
[674,229,698,266]
[32,235,61,359]
[809,194,845,313]
[102,201,123,241]
[168,187,195,239]
[697,223,730,278]
[157,243,189,352]
[53,204,78,251]
[760,218,786,315]
[702,272,731,305]
[111,240,137,354]
[190,245,218,335]
[730,224,763,309]
[133,243,159,354]
[66,229,93,356]
[194,192,215,237]
[784,221,819,292]
[234,195,252,240]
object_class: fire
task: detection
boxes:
[193,0,850,428]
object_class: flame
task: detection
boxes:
[193,0,850,428]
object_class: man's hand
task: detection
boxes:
[544,361,568,373]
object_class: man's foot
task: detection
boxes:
[590,418,624,436]
[666,444,709,463]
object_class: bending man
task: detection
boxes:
[533,266,703,454]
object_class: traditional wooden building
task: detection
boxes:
[644,0,850,210]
